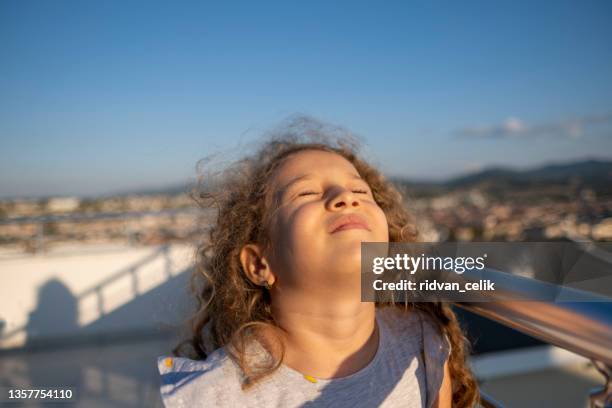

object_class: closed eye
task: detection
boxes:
[296,189,368,198]
[298,191,321,196]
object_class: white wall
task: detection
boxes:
[0,243,196,349]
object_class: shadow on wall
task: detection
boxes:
[22,279,84,395]
[25,279,78,346]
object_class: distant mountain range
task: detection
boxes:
[394,159,612,198]
[445,159,612,188]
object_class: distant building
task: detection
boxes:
[48,197,80,213]
[592,218,612,241]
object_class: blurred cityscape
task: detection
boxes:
[1,159,611,254]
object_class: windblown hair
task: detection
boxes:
[174,117,479,408]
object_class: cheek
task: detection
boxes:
[268,204,330,285]
[287,203,322,243]
[271,203,322,257]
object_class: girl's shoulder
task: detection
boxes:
[376,305,451,407]
[157,348,243,407]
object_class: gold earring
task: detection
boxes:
[262,281,271,290]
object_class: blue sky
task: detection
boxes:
[1,0,611,198]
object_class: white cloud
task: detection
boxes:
[456,112,612,140]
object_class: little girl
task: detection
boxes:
[158,119,479,407]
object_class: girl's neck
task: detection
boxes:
[271,300,378,380]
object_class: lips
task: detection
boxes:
[329,214,371,234]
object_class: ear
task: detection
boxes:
[240,244,276,287]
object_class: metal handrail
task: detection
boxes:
[456,268,612,408]
[478,391,505,408]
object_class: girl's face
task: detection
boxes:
[264,150,389,291]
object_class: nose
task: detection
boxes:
[326,187,360,211]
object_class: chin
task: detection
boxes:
[328,240,363,269]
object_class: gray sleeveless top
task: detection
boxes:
[158,306,450,407]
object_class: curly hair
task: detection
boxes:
[173,117,479,408]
